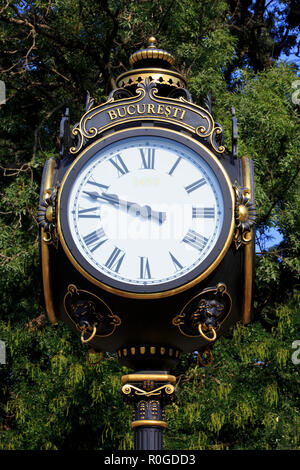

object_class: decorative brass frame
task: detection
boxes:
[40,157,58,324]
[57,126,235,300]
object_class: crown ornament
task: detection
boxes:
[116,37,187,93]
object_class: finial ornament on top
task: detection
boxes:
[148,36,157,47]
[128,36,175,68]
[117,36,185,91]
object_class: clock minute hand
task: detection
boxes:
[83,190,166,224]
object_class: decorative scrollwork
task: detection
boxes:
[69,78,225,155]
[121,383,175,398]
[211,122,225,154]
[233,182,256,249]
[37,183,59,246]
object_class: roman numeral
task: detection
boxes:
[140,148,155,169]
[168,157,181,175]
[83,228,107,252]
[182,229,208,251]
[86,177,109,190]
[78,206,99,218]
[192,207,215,218]
[139,256,151,279]
[169,252,183,272]
[105,247,125,272]
[109,154,129,176]
[185,178,206,194]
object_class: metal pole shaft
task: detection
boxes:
[134,426,164,450]
[132,397,166,450]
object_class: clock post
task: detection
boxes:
[38,37,256,451]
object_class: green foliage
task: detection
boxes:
[0,0,299,450]
[166,293,300,450]
[0,321,133,450]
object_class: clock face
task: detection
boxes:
[58,128,234,297]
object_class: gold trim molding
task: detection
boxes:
[131,420,167,429]
[121,374,176,385]
[242,156,255,324]
[40,158,58,324]
[116,68,187,90]
[117,345,182,360]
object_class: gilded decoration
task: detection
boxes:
[64,284,121,341]
[129,37,175,68]
[233,181,256,250]
[122,383,175,398]
[172,283,232,342]
[70,80,225,155]
[37,183,59,246]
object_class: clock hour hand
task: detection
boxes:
[83,190,166,224]
[106,193,166,224]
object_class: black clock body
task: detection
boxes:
[39,81,255,371]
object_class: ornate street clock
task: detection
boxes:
[38,37,256,449]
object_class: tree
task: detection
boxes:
[0,0,299,450]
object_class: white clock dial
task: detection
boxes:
[66,135,225,288]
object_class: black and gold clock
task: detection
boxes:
[38,38,256,370]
